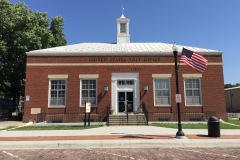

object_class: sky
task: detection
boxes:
[9,0,240,84]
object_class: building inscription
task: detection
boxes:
[88,57,160,63]
[106,68,144,71]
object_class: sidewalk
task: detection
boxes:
[0,122,240,149]
[0,121,26,129]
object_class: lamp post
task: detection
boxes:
[172,43,185,137]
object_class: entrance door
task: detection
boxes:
[118,92,134,113]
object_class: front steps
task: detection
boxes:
[108,114,147,126]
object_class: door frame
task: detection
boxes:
[111,73,140,115]
[117,91,134,114]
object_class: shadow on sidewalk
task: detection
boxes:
[120,135,173,139]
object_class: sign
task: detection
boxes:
[176,94,182,103]
[26,96,30,101]
[85,102,91,113]
[88,57,161,63]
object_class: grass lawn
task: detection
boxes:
[8,125,103,131]
[151,123,208,129]
[226,119,240,125]
[151,120,240,129]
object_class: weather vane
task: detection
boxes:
[122,6,125,15]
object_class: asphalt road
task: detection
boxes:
[0,148,239,160]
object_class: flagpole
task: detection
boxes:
[172,43,185,138]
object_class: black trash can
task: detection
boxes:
[208,116,220,137]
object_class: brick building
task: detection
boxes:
[23,14,227,122]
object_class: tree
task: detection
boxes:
[50,16,67,47]
[224,83,240,89]
[0,0,67,110]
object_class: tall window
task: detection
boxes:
[154,79,171,106]
[120,23,126,33]
[49,80,66,106]
[184,79,202,105]
[81,80,97,106]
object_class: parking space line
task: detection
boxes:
[2,151,24,160]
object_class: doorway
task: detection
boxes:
[118,92,134,113]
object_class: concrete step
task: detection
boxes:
[108,114,147,126]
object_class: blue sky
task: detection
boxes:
[10,0,240,84]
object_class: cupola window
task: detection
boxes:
[120,23,126,33]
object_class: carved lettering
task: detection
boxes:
[110,58,127,63]
[131,68,143,71]
[143,57,160,62]
[89,57,107,62]
[88,57,160,63]
[106,68,121,71]
[128,57,141,62]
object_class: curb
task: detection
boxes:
[1,139,240,149]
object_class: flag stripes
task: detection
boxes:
[180,48,208,73]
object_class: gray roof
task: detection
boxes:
[225,86,240,90]
[26,42,222,56]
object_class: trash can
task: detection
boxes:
[208,116,220,137]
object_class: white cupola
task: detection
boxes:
[116,9,130,44]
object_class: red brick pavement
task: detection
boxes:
[0,134,240,141]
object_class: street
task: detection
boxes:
[0,148,239,160]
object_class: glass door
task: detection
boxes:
[118,92,133,113]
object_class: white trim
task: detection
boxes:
[182,74,202,78]
[111,73,139,114]
[79,79,98,107]
[79,74,99,78]
[153,78,171,107]
[48,106,66,108]
[183,78,203,107]
[152,74,172,78]
[185,105,203,107]
[48,79,67,108]
[48,74,68,79]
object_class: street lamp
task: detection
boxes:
[172,43,185,138]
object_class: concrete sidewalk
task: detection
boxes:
[0,121,26,129]
[0,122,240,149]
[1,125,240,136]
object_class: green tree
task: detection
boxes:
[0,0,67,109]
[50,16,67,47]
[224,83,240,89]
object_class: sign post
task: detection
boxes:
[84,102,91,127]
[176,94,182,103]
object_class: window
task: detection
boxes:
[154,79,171,106]
[49,80,66,106]
[184,78,202,105]
[81,79,97,106]
[118,80,134,86]
[120,23,126,33]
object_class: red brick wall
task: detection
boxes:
[23,55,227,122]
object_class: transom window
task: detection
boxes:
[49,80,66,106]
[184,78,202,105]
[81,79,97,106]
[120,23,126,33]
[118,80,134,86]
[154,79,171,106]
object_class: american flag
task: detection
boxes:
[180,47,208,73]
